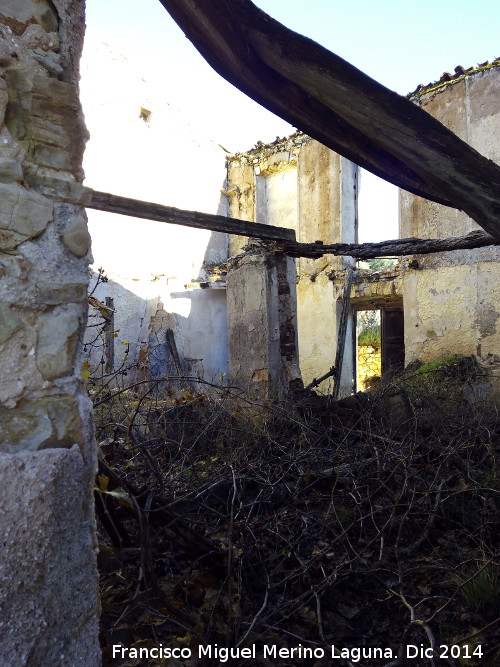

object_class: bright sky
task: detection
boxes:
[84,0,500,242]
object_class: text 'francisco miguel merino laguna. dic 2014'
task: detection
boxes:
[113,643,487,662]
[112,644,396,662]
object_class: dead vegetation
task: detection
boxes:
[91,358,500,666]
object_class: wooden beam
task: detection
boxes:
[280,231,499,260]
[332,267,355,400]
[87,191,498,259]
[88,190,296,242]
[158,0,500,239]
[305,366,336,391]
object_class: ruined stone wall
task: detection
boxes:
[227,136,358,395]
[400,65,500,375]
[80,36,229,387]
[357,345,381,391]
[0,1,100,663]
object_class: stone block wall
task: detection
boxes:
[357,344,381,391]
[0,1,100,664]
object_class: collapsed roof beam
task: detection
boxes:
[88,190,295,242]
[87,190,498,258]
[158,0,500,239]
[281,230,499,260]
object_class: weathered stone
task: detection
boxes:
[0,254,31,279]
[22,24,59,51]
[5,68,80,115]
[0,447,100,664]
[31,109,78,147]
[0,0,58,35]
[26,172,92,204]
[0,0,99,657]
[357,345,381,391]
[32,142,75,171]
[38,282,87,305]
[61,215,91,257]
[0,324,42,407]
[30,48,63,76]
[0,302,22,344]
[4,69,87,178]
[30,71,80,109]
[0,395,84,453]
[227,251,283,401]
[0,39,14,67]
[36,306,80,380]
[0,87,7,126]
[0,159,23,183]
[0,401,49,451]
[0,125,22,163]
[0,181,53,250]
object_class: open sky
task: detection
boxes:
[84,0,500,241]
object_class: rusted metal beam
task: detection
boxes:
[88,190,296,242]
[158,0,500,239]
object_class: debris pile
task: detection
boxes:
[93,362,499,666]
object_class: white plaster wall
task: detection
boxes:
[80,35,229,382]
[255,166,298,230]
[170,288,229,383]
[297,274,337,388]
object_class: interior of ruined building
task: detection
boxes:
[84,57,500,401]
[0,1,499,663]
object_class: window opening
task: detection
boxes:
[357,168,399,243]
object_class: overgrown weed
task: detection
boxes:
[91,360,499,666]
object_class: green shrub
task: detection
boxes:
[358,325,381,347]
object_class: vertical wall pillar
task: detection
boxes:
[0,2,100,664]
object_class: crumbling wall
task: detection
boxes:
[80,36,229,387]
[401,65,500,373]
[226,246,301,402]
[0,1,100,663]
[227,136,358,395]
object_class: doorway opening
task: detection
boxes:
[355,304,404,391]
